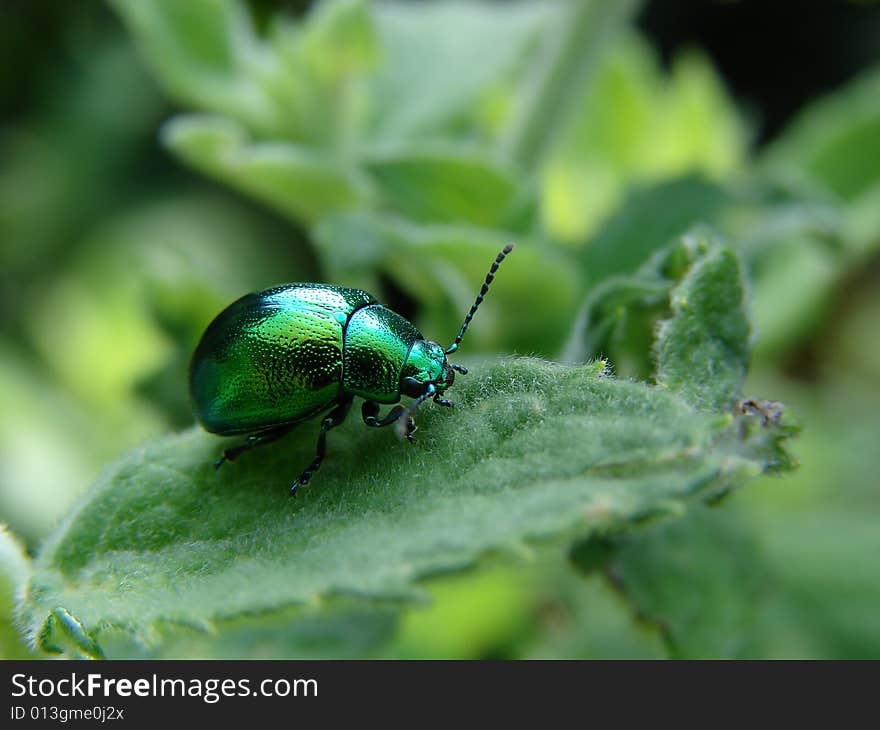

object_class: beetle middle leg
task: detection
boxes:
[290,396,354,497]
[361,400,416,442]
[214,425,295,469]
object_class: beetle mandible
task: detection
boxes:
[189,244,514,495]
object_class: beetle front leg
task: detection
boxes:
[361,401,416,443]
[361,400,404,427]
[290,397,353,497]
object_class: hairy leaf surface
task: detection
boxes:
[21,358,792,656]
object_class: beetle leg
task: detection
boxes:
[395,385,435,442]
[433,395,454,408]
[290,397,354,497]
[361,400,405,427]
[361,401,416,443]
[401,418,417,443]
[214,425,294,469]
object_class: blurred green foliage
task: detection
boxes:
[1,0,879,659]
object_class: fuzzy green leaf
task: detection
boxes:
[570,231,751,409]
[101,603,401,660]
[0,526,32,658]
[561,176,731,377]
[655,240,751,412]
[20,358,792,656]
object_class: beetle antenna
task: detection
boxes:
[446,243,514,355]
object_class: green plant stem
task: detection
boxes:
[501,0,641,171]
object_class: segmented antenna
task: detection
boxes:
[445,243,514,354]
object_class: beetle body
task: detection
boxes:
[190,244,512,494]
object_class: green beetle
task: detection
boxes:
[190,244,513,494]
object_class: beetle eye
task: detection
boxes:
[402,376,426,398]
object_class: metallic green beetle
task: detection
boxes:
[190,244,513,494]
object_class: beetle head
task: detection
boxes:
[396,339,461,440]
[401,340,454,399]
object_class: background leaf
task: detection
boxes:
[762,66,880,208]
[368,0,555,142]
[107,0,274,132]
[734,373,880,659]
[363,144,533,229]
[572,505,767,659]
[312,217,579,356]
[655,238,750,412]
[578,175,729,285]
[162,115,372,224]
